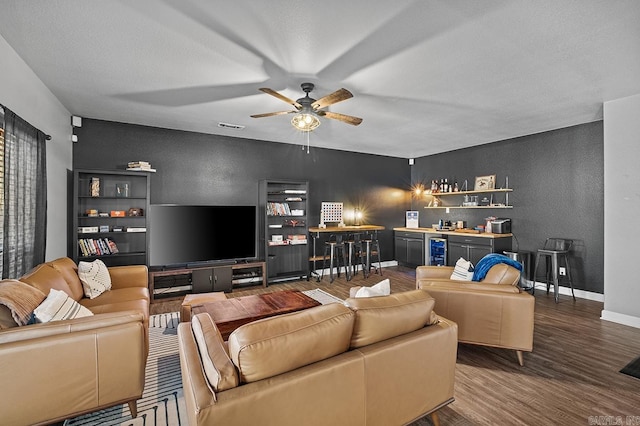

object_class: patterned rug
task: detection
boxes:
[301,288,345,305]
[65,312,186,426]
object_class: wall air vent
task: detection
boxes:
[218,122,245,130]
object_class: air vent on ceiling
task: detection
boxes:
[218,122,245,130]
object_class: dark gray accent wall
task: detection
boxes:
[73,119,410,263]
[412,121,604,293]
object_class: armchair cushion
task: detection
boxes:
[419,280,521,294]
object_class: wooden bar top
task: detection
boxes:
[309,225,385,233]
[393,227,512,239]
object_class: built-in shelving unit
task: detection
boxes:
[259,180,309,283]
[71,169,150,266]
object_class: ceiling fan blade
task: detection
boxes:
[250,110,296,118]
[259,88,302,109]
[320,111,363,126]
[312,88,353,110]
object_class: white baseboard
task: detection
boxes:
[312,260,398,278]
[600,310,640,329]
[530,281,604,302]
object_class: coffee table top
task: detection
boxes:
[192,290,321,339]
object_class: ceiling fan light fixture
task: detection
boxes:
[291,112,320,132]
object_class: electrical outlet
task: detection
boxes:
[559,267,566,276]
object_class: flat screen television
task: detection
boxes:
[149,205,257,269]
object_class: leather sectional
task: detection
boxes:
[178,289,458,426]
[0,257,150,425]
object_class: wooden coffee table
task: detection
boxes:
[191,290,321,340]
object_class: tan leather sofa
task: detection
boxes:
[0,257,150,425]
[178,289,458,426]
[416,264,535,366]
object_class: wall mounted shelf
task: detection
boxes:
[424,188,513,209]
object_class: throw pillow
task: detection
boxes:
[78,259,112,299]
[354,278,391,298]
[33,288,93,323]
[450,257,474,281]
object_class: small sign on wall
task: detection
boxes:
[406,211,419,228]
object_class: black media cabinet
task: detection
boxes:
[149,261,266,303]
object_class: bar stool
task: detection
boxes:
[533,238,575,303]
[343,233,362,281]
[321,234,348,283]
[361,232,382,278]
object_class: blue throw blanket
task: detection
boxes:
[472,253,523,281]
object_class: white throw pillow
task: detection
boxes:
[33,289,93,323]
[355,278,391,298]
[450,257,474,281]
[78,259,112,299]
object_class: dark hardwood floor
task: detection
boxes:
[151,266,640,425]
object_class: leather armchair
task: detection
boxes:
[416,264,535,366]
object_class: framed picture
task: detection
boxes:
[474,175,496,191]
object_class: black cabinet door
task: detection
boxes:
[192,266,233,293]
[469,245,492,265]
[212,266,233,293]
[407,238,425,266]
[394,237,409,264]
[191,269,213,293]
[447,242,467,266]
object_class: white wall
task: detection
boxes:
[602,93,640,328]
[0,35,72,262]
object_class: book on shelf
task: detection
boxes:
[78,226,99,233]
[78,238,119,256]
[127,161,155,172]
[267,202,292,216]
[126,227,147,232]
[126,167,156,172]
[283,189,306,194]
[287,234,307,245]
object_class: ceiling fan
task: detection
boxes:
[250,82,363,131]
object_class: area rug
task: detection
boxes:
[301,288,344,305]
[65,312,186,426]
[620,355,640,380]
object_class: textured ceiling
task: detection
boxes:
[1,0,639,158]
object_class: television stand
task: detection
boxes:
[149,261,267,303]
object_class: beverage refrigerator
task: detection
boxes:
[428,237,447,266]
